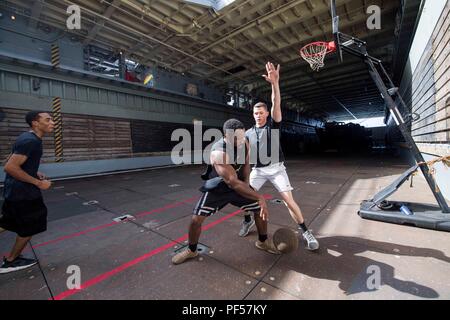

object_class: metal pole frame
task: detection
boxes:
[336,32,450,213]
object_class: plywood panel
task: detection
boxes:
[61,113,132,161]
[0,108,55,163]
[0,108,133,163]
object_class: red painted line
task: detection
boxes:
[33,222,119,249]
[53,237,187,300]
[52,195,273,300]
[2,195,271,258]
[134,196,199,218]
[0,196,200,257]
[0,221,119,258]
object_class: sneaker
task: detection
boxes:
[0,256,38,274]
[302,230,319,251]
[239,218,255,237]
[172,249,199,265]
[255,238,281,255]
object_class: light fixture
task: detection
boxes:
[208,8,219,18]
[192,19,200,28]
[11,15,16,20]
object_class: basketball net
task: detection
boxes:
[300,41,336,71]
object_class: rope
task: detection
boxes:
[419,155,450,168]
[412,155,450,192]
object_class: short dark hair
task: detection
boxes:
[223,119,245,134]
[253,102,268,111]
[25,111,45,127]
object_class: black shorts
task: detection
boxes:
[0,198,48,237]
[193,190,260,217]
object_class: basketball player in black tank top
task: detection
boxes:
[172,119,281,265]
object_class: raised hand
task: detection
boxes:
[262,62,280,85]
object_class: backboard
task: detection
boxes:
[331,0,343,63]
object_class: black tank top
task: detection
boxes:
[208,138,247,182]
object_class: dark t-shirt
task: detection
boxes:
[3,132,43,201]
[246,119,285,168]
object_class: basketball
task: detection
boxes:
[273,228,298,253]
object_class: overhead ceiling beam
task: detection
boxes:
[28,0,43,29]
[189,0,275,46]
[58,0,250,81]
[223,26,396,85]
[205,5,398,82]
[119,0,186,33]
[171,0,308,68]
[15,0,211,79]
[83,0,122,45]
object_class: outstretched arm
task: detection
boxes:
[262,62,282,123]
[211,150,268,221]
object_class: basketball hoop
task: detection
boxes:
[300,41,336,71]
